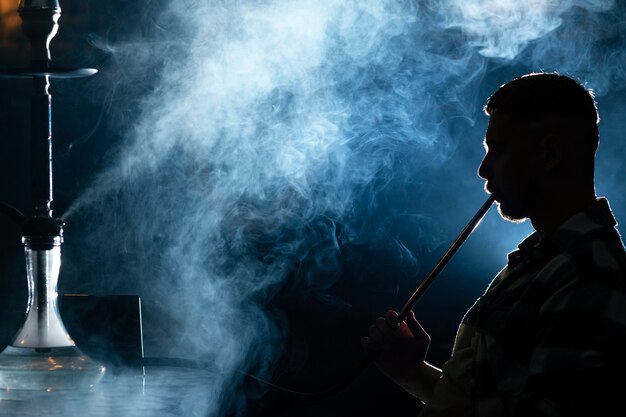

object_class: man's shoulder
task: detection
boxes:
[561,224,626,279]
[549,198,626,279]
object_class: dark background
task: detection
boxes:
[0,1,624,416]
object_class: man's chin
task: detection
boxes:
[496,201,528,224]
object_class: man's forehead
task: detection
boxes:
[484,114,514,144]
[487,113,516,130]
[484,114,535,145]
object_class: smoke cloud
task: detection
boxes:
[29,0,623,415]
[436,0,615,59]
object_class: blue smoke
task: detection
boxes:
[40,0,626,415]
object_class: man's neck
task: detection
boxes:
[530,189,597,240]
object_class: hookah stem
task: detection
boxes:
[397,194,495,321]
[319,195,496,400]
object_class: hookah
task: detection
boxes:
[0,0,105,390]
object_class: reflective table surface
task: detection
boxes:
[0,366,220,417]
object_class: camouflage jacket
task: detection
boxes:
[421,198,626,417]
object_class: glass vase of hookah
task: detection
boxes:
[0,226,106,390]
[0,0,105,391]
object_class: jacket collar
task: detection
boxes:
[507,198,617,268]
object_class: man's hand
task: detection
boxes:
[361,310,440,401]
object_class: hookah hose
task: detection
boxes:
[396,195,496,321]
[305,195,496,400]
[143,195,496,399]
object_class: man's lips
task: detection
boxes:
[484,182,493,195]
[484,183,498,201]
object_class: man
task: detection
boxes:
[361,72,626,416]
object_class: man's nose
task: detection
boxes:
[478,155,490,180]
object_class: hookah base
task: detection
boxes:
[0,345,106,391]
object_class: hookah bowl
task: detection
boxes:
[0,233,106,390]
[0,0,105,391]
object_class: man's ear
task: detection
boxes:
[539,134,563,171]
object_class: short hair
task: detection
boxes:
[484,72,599,151]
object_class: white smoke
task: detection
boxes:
[51,0,623,415]
[436,0,615,59]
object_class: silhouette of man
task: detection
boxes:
[362,72,626,416]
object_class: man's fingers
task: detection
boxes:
[405,310,431,343]
[368,323,392,349]
[364,310,425,356]
[384,310,400,328]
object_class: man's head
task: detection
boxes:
[478,72,599,223]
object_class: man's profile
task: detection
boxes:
[362,72,626,416]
